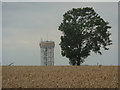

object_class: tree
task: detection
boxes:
[58,7,112,65]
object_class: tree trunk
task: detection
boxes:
[77,59,80,65]
[73,63,76,65]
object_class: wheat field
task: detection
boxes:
[2,66,119,88]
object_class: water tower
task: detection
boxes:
[39,41,55,66]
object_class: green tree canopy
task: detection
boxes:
[58,7,112,65]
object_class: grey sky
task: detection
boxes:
[2,2,118,65]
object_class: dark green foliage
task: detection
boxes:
[58,7,112,65]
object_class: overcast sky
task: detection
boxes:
[2,2,118,65]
